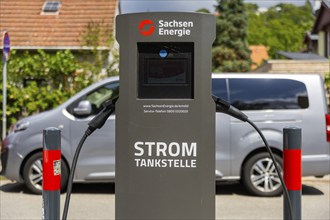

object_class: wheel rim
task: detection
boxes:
[250,158,281,193]
[28,158,43,191]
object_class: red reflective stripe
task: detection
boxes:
[283,149,302,190]
[43,150,61,191]
[326,114,330,142]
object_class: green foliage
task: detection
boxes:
[196,8,211,13]
[324,59,330,88]
[1,48,118,131]
[213,0,251,72]
[80,20,119,79]
[325,73,330,87]
[246,2,314,58]
[7,50,85,91]
[0,48,117,133]
[0,81,70,125]
[0,50,87,128]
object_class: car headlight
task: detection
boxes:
[9,121,30,133]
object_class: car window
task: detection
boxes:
[212,79,228,101]
[228,78,309,110]
[66,81,119,116]
[86,83,119,109]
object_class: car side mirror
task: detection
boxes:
[73,100,92,116]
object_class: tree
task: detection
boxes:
[324,58,330,96]
[196,8,210,13]
[213,0,251,72]
[79,20,119,79]
[0,49,87,130]
[246,2,314,58]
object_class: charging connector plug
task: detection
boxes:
[212,95,248,122]
[86,97,118,135]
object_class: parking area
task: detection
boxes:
[0,175,329,220]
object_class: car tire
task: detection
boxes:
[242,152,283,197]
[22,152,69,194]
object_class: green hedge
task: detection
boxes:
[0,49,117,138]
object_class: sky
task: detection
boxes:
[120,0,307,13]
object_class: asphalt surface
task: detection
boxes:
[0,176,329,220]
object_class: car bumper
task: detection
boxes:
[0,140,9,175]
[0,134,24,182]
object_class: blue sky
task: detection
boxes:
[120,0,307,13]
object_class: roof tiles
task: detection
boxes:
[249,45,269,70]
[0,0,118,49]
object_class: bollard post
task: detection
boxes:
[42,128,61,220]
[283,127,302,220]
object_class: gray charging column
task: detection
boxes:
[116,12,215,220]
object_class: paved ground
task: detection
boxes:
[0,176,329,220]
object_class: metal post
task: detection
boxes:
[2,60,7,140]
[2,30,10,140]
[283,127,302,220]
[42,128,61,220]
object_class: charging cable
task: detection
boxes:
[62,95,293,220]
[213,95,294,220]
[62,97,118,220]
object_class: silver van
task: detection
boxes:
[1,73,329,196]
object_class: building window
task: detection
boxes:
[41,1,61,14]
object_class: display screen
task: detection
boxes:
[145,59,187,84]
[137,42,193,99]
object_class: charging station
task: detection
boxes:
[115,12,216,220]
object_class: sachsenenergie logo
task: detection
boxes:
[139,20,155,36]
[139,19,193,37]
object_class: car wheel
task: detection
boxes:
[242,152,283,197]
[22,152,69,194]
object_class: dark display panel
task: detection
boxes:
[145,59,187,84]
[138,43,194,99]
